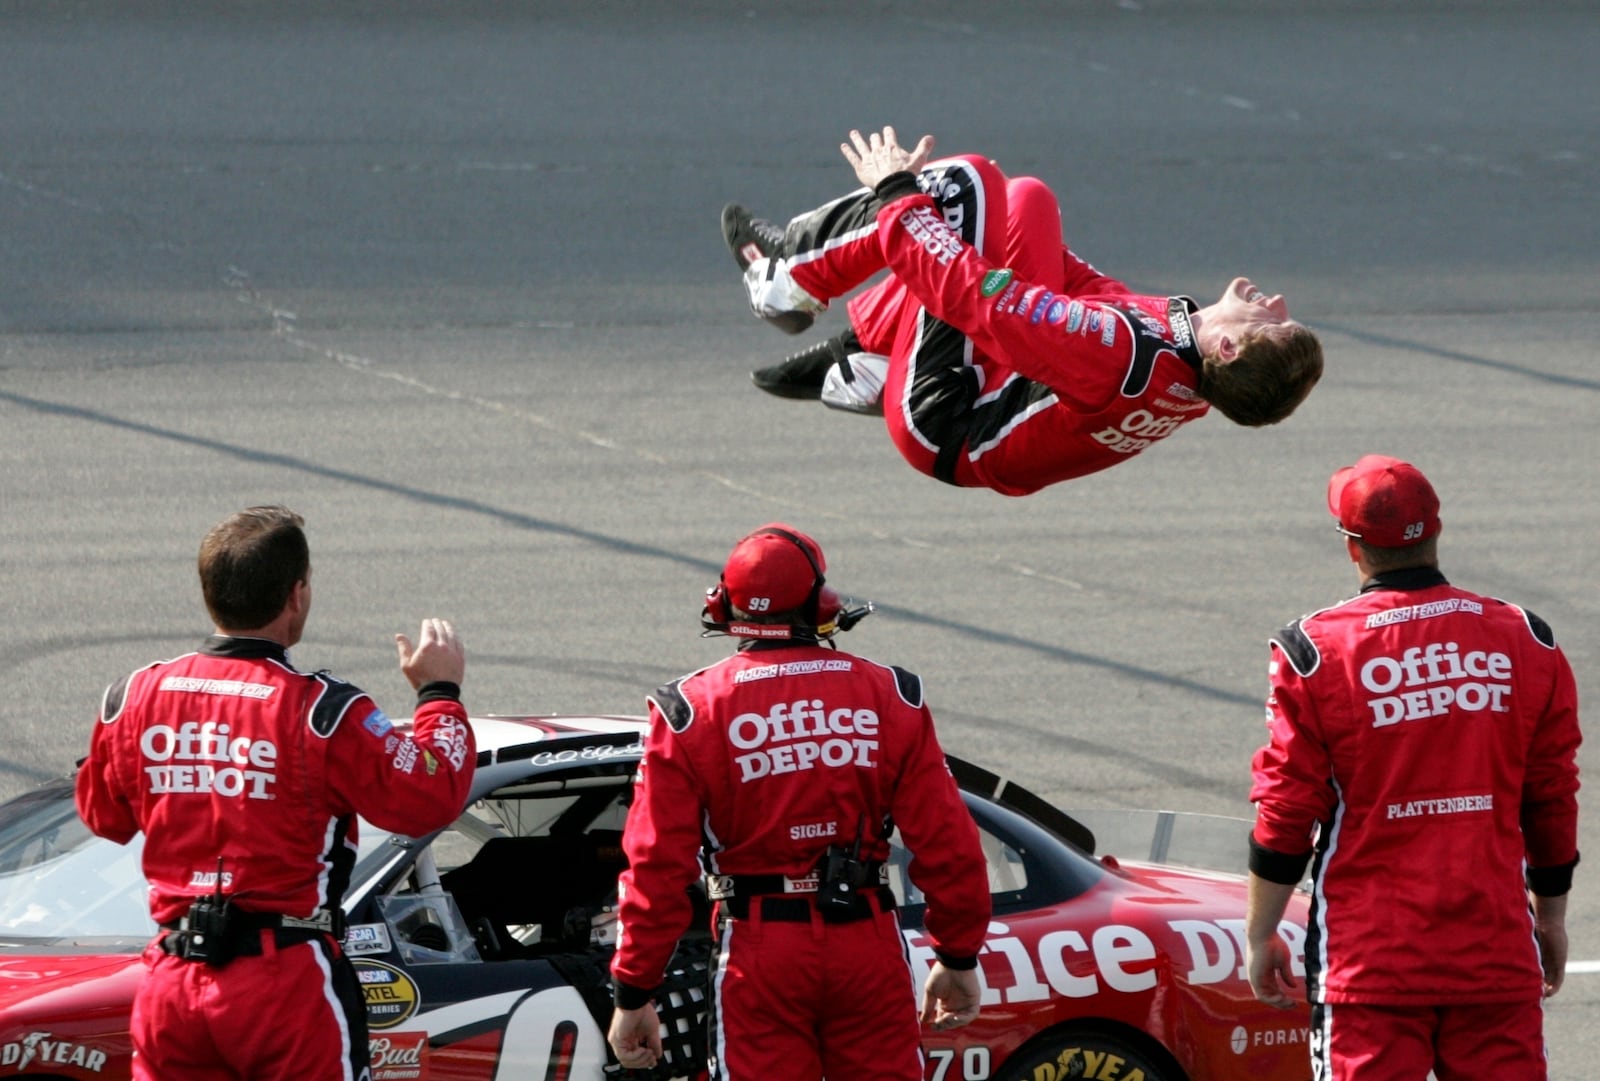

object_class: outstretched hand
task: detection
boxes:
[841,126,935,189]
[395,617,466,690]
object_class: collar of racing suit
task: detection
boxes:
[201,634,291,662]
[1359,566,1449,594]
[1168,296,1204,375]
[736,635,826,653]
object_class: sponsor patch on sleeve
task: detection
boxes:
[980,268,1014,296]
[363,709,395,739]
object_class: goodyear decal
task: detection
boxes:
[1026,1044,1149,1080]
[355,959,421,1029]
[1,1035,107,1073]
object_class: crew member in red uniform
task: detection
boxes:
[721,126,1323,496]
[607,523,991,1080]
[76,505,477,1081]
[1244,457,1581,1081]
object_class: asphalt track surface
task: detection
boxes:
[3,1,1596,1073]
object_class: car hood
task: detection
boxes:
[0,953,143,1021]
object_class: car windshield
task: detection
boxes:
[0,782,152,942]
[0,781,391,945]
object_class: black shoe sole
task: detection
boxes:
[762,310,815,336]
[751,367,825,399]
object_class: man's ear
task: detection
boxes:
[1216,333,1239,362]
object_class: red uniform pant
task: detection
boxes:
[133,932,368,1081]
[1311,999,1548,1081]
[708,895,924,1081]
[782,155,1066,486]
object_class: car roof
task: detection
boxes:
[459,714,647,799]
[453,714,1102,855]
[467,714,647,758]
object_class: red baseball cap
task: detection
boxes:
[721,523,826,615]
[1326,455,1441,548]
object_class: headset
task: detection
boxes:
[700,526,873,641]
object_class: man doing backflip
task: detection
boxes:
[722,126,1323,496]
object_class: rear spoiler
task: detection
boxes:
[947,755,1096,855]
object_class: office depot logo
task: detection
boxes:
[729,700,879,781]
[140,722,277,799]
[1359,643,1512,728]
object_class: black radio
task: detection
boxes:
[176,896,237,966]
[171,858,240,967]
[816,818,872,922]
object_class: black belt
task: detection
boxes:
[158,908,340,963]
[932,429,971,486]
[720,886,896,924]
[158,924,328,956]
[707,863,888,901]
[909,362,978,487]
[160,908,340,935]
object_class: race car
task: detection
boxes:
[0,714,1312,1081]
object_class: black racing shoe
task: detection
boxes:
[751,330,856,400]
[721,203,815,336]
[721,203,785,271]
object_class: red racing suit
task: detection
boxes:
[611,639,991,1080]
[1250,568,1581,1009]
[782,155,1210,496]
[76,635,477,1081]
